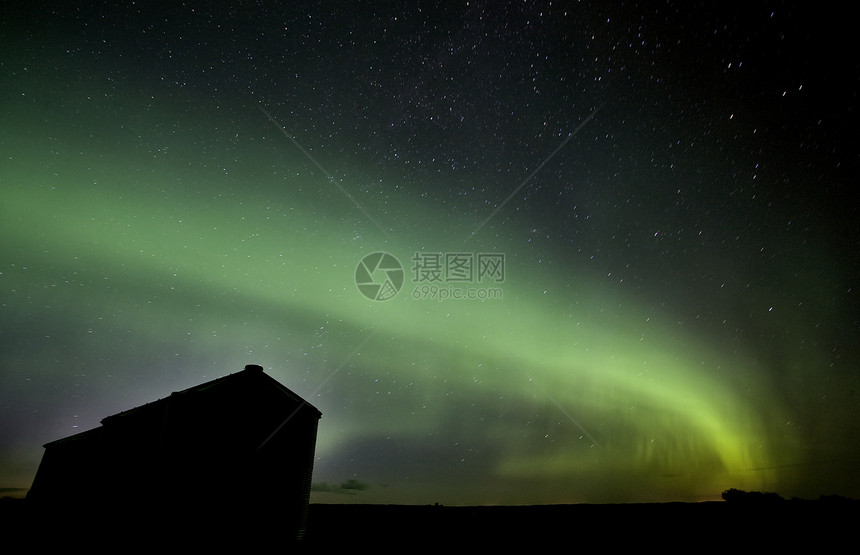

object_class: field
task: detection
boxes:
[304,501,855,548]
[4,498,854,550]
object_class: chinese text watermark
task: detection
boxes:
[355,251,505,302]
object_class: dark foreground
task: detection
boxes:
[3,498,856,550]
[306,501,856,549]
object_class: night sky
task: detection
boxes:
[1,1,857,505]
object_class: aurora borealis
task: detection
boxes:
[1,2,857,505]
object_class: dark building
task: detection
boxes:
[27,364,322,542]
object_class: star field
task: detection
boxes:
[0,1,856,504]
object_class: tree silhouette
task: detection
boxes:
[721,488,785,504]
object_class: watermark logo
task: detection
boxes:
[355,251,505,301]
[411,252,505,284]
[355,252,404,301]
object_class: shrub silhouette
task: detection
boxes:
[721,488,785,504]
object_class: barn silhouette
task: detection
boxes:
[27,364,321,541]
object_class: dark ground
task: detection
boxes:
[3,498,856,550]
[305,501,856,549]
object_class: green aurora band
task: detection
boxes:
[1,99,800,503]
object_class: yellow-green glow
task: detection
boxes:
[2,140,790,503]
[2,14,854,504]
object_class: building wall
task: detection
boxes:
[28,371,321,541]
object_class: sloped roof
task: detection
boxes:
[44,364,320,447]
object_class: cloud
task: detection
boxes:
[312,479,371,495]
[340,479,369,491]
